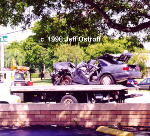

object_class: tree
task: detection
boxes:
[31,15,100,47]
[1,1,150,33]
[85,36,144,60]
[54,44,85,63]
[85,41,124,60]
[21,38,52,80]
[128,49,149,77]
[5,41,25,67]
[80,0,150,32]
[113,36,144,52]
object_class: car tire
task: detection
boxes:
[60,75,72,85]
[60,95,78,104]
[99,74,115,85]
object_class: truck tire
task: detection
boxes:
[99,74,115,85]
[60,95,78,104]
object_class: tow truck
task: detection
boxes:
[0,70,21,104]
[11,84,128,103]
[0,67,128,104]
[0,66,31,104]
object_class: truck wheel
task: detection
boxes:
[99,74,115,85]
[60,76,72,85]
[61,95,78,104]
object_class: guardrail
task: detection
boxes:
[0,103,149,128]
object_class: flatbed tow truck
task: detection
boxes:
[0,66,128,104]
[11,84,128,103]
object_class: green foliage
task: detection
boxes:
[54,44,85,63]
[121,36,144,52]
[5,41,25,67]
[21,37,53,72]
[0,0,149,34]
[85,35,144,60]
[128,49,149,76]
[31,17,68,47]
[31,16,100,47]
[85,36,125,60]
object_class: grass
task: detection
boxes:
[31,78,51,85]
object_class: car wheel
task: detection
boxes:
[60,75,72,85]
[99,74,115,85]
[60,95,78,104]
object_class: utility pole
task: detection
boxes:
[0,35,8,70]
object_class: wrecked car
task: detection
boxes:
[97,53,141,85]
[51,53,141,85]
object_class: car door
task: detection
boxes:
[138,78,149,90]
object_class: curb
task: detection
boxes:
[96,126,134,136]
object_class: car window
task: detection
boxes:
[147,78,150,83]
[15,73,25,80]
[99,60,108,66]
[140,79,147,84]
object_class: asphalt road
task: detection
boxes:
[0,127,99,136]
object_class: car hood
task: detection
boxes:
[53,62,75,71]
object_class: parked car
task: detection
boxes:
[51,53,141,85]
[138,78,150,90]
[126,79,138,87]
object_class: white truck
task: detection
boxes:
[0,70,21,104]
[0,84,21,104]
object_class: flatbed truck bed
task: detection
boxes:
[11,85,128,103]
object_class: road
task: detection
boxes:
[125,90,150,103]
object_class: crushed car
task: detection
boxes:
[51,52,141,85]
[51,60,102,85]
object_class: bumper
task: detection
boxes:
[113,71,142,82]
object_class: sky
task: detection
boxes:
[0,26,32,43]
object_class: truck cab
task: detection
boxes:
[0,66,33,86]
[0,71,21,103]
